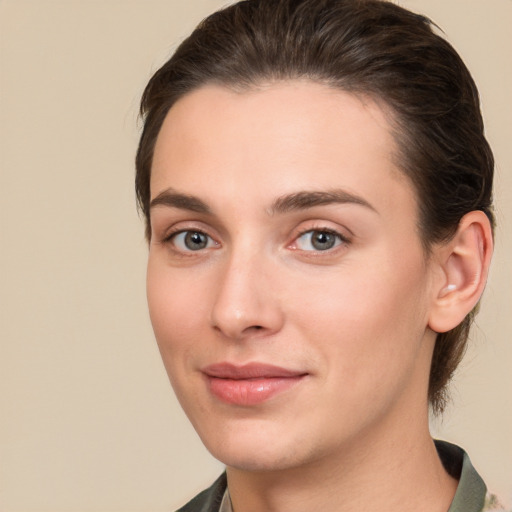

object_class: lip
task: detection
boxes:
[202,362,307,406]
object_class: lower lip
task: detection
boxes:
[206,376,304,406]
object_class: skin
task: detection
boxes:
[147,81,461,512]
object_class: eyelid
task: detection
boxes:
[158,219,216,242]
[156,220,351,255]
[160,223,221,253]
[288,224,352,253]
[168,231,218,255]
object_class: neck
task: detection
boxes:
[226,404,457,512]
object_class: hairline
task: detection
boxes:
[143,76,434,253]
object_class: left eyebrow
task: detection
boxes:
[269,189,378,215]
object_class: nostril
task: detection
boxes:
[245,325,263,332]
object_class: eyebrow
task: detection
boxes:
[269,189,377,215]
[149,187,377,216]
[150,188,211,214]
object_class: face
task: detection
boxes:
[147,81,438,472]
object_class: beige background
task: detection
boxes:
[0,1,510,511]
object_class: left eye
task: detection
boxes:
[171,231,216,251]
[295,230,344,251]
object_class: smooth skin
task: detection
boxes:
[147,81,492,512]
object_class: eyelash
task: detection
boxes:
[162,228,218,253]
[161,226,351,254]
[291,227,350,253]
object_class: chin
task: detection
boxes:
[209,443,306,472]
[195,418,318,473]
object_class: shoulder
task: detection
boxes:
[175,473,227,512]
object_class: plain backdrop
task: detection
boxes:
[1,1,511,511]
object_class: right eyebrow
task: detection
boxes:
[149,188,211,214]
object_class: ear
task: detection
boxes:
[428,211,493,333]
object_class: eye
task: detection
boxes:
[294,229,345,251]
[170,230,217,251]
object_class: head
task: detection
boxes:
[136,0,494,419]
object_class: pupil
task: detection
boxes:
[185,232,207,250]
[312,231,335,250]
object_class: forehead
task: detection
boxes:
[150,81,415,215]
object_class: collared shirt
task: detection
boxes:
[218,489,231,512]
[437,441,487,512]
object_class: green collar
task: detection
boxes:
[436,440,487,512]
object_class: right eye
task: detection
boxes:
[170,230,217,251]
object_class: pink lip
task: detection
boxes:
[202,363,307,406]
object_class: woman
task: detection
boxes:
[136,0,498,510]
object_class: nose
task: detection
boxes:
[210,251,285,340]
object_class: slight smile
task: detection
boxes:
[202,363,308,406]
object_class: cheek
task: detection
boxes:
[291,250,430,381]
[146,259,211,362]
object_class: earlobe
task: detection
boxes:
[428,211,493,333]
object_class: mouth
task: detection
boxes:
[202,362,308,406]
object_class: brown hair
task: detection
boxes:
[135,0,494,413]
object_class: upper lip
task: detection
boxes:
[202,362,307,380]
